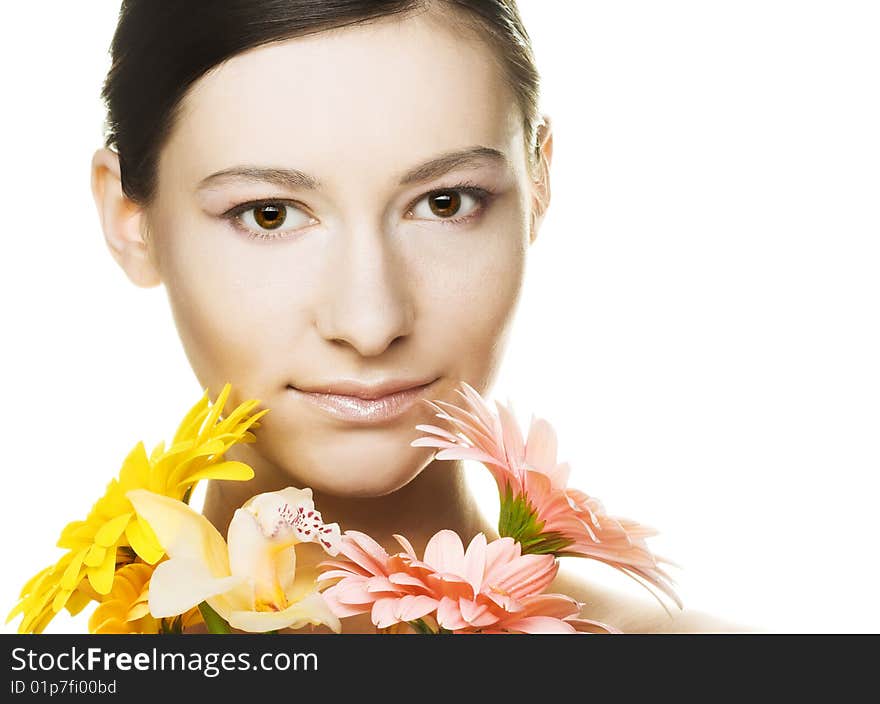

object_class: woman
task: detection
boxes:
[91,0,739,633]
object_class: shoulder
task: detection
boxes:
[550,567,756,634]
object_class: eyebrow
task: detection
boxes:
[195,146,508,192]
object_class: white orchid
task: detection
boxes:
[127,487,342,633]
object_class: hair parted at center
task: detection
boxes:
[100,0,544,205]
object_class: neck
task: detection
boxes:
[202,443,497,557]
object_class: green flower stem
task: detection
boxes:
[198,601,232,634]
[408,618,438,634]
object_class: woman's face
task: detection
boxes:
[140,11,541,497]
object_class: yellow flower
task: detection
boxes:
[7,383,268,634]
[89,562,201,634]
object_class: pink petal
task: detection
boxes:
[458,597,493,627]
[518,593,581,620]
[436,596,468,631]
[315,569,360,582]
[462,533,488,597]
[392,533,418,559]
[423,530,465,574]
[430,401,499,454]
[483,538,523,582]
[365,576,401,594]
[490,554,558,599]
[456,382,503,436]
[371,597,401,629]
[523,416,559,475]
[495,399,525,468]
[340,531,391,577]
[434,447,507,467]
[548,461,572,491]
[413,424,462,442]
[321,586,371,618]
[334,578,377,605]
[388,572,428,591]
[395,595,439,622]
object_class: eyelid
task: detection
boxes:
[404,181,496,226]
[222,199,316,241]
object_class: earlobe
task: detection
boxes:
[90,147,162,288]
[529,115,553,245]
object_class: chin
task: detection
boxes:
[275,442,435,499]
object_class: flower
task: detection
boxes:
[411,381,683,612]
[88,562,201,634]
[127,487,342,633]
[318,529,620,633]
[7,383,267,634]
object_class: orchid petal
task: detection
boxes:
[228,590,340,633]
[126,490,230,577]
[227,508,283,606]
[146,557,242,618]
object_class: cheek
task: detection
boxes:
[415,221,527,365]
[157,222,311,392]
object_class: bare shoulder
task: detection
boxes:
[550,568,757,634]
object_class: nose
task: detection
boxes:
[314,223,415,357]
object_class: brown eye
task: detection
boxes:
[253,204,286,229]
[409,187,487,225]
[427,190,462,218]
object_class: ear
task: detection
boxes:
[91,147,161,288]
[529,115,553,245]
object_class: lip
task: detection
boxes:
[287,378,438,424]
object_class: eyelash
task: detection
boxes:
[222,180,496,241]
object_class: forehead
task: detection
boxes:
[161,11,523,188]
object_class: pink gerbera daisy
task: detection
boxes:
[317,529,620,634]
[410,381,683,613]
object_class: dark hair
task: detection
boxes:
[101,0,543,206]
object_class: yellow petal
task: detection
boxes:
[64,589,94,617]
[118,441,151,488]
[52,589,72,614]
[178,461,254,487]
[91,616,128,634]
[125,518,165,565]
[16,565,52,600]
[165,439,226,489]
[126,490,230,577]
[83,544,107,568]
[227,591,340,633]
[201,383,232,439]
[57,520,91,549]
[126,602,151,622]
[94,513,133,548]
[149,440,167,464]
[86,546,117,595]
[172,390,211,444]
[215,399,262,433]
[6,600,24,625]
[60,548,88,590]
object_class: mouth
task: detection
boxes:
[286,378,439,425]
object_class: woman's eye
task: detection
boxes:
[409,188,486,223]
[230,202,315,239]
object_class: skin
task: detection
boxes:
[91,9,743,633]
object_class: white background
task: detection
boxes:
[2,1,878,633]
